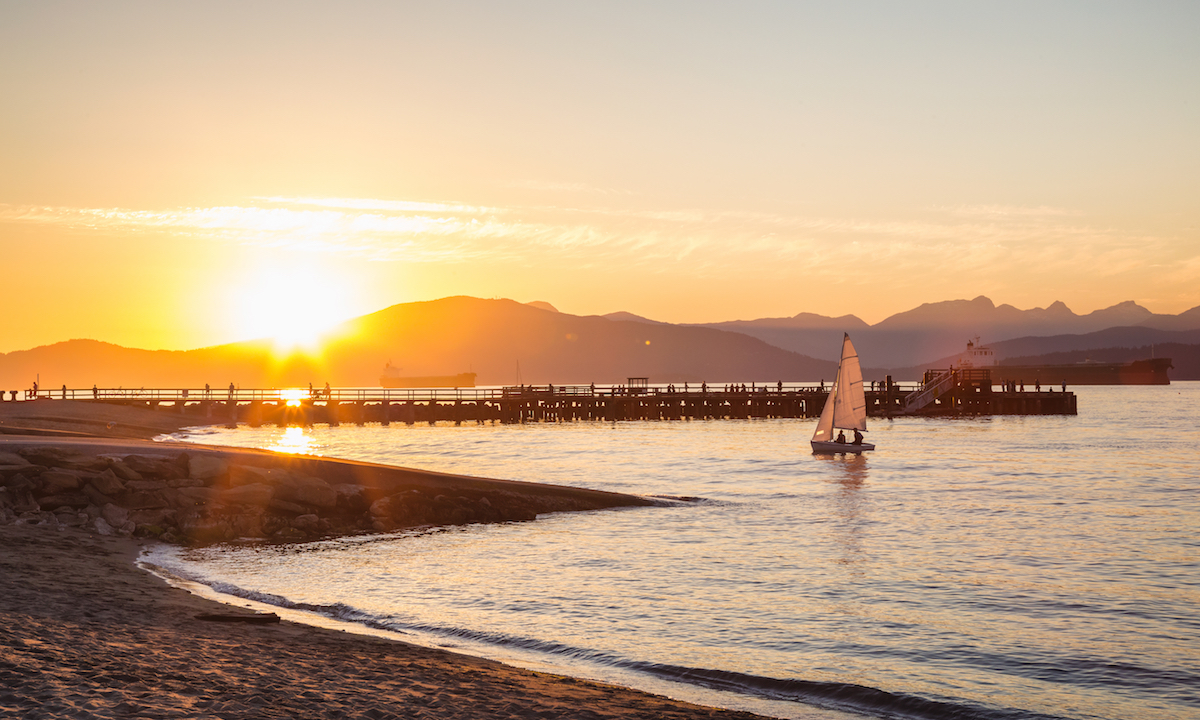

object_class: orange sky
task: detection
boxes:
[2,2,1198,353]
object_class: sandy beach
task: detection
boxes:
[0,401,770,719]
[0,521,773,720]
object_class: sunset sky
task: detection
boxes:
[2,1,1197,353]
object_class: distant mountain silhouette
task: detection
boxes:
[600,311,664,325]
[873,327,1200,381]
[0,297,836,388]
[695,296,1200,367]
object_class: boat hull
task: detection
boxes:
[811,441,874,454]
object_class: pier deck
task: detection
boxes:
[4,374,1076,425]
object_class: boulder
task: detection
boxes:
[102,503,129,528]
[0,451,31,466]
[219,483,273,507]
[178,516,233,543]
[38,470,82,495]
[120,490,171,510]
[275,475,337,508]
[107,459,143,482]
[129,508,175,527]
[268,499,306,515]
[292,514,320,532]
[188,455,229,482]
[125,479,168,492]
[89,469,126,496]
[81,484,114,508]
[93,517,115,536]
[229,513,266,539]
[333,484,369,513]
[39,493,90,509]
[228,465,287,487]
[121,455,185,480]
[18,447,103,470]
[56,511,88,527]
[3,473,33,491]
[167,477,205,488]
[9,488,39,513]
[176,486,214,505]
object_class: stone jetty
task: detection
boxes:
[0,441,653,545]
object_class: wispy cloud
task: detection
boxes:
[1,197,1193,294]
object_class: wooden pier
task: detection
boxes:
[4,370,1076,426]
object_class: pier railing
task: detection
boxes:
[10,383,853,404]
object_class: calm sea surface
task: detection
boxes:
[151,384,1200,720]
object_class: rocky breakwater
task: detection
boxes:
[0,443,654,544]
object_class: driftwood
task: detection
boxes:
[194,612,280,624]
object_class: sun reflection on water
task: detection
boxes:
[268,426,318,455]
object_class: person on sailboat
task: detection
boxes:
[853,430,864,445]
[836,430,846,443]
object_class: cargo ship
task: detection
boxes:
[379,363,477,388]
[955,339,1172,385]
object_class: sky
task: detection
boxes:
[1,1,1198,353]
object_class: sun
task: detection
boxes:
[228,263,361,353]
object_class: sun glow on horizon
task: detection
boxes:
[225,261,364,355]
[280,388,307,406]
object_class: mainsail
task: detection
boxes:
[811,333,868,442]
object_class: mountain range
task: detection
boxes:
[681,296,1200,368]
[2,295,1198,389]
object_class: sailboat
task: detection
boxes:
[811,333,875,454]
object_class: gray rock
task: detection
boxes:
[129,508,174,527]
[107,459,143,482]
[93,517,115,536]
[39,470,82,495]
[167,477,205,488]
[220,483,274,506]
[121,455,184,480]
[82,483,113,508]
[125,479,168,492]
[188,455,228,482]
[0,451,31,466]
[89,469,126,495]
[268,498,306,515]
[275,475,337,508]
[228,464,281,487]
[3,473,33,491]
[292,514,320,532]
[102,503,130,528]
[179,516,232,542]
[38,492,90,509]
[176,486,214,505]
[120,490,170,510]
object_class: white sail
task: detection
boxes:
[811,333,868,443]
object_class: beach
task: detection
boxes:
[0,521,768,720]
[0,401,768,719]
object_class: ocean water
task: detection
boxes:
[152,384,1200,720]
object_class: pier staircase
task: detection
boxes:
[902,369,958,415]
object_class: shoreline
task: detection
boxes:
[0,521,774,719]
